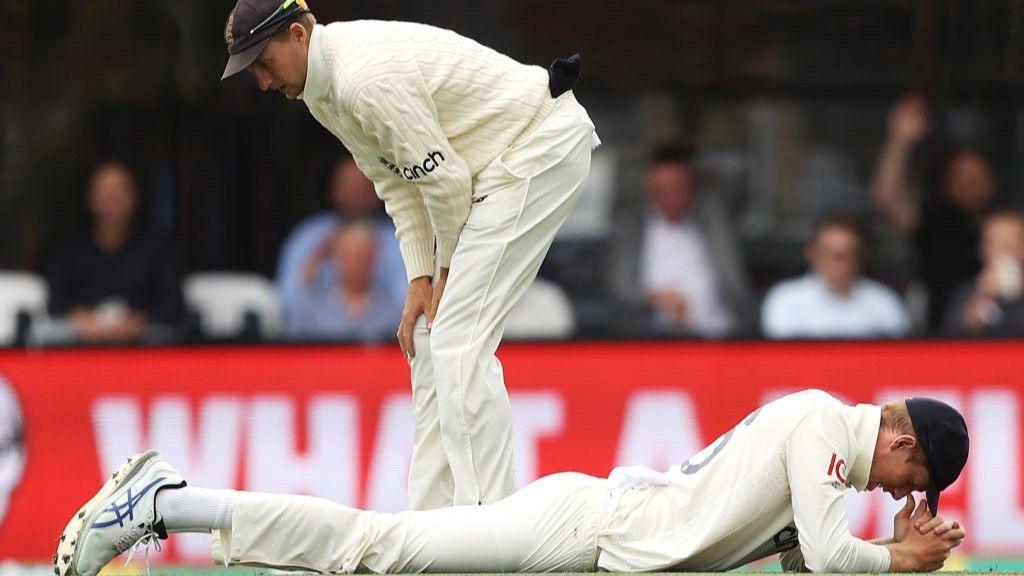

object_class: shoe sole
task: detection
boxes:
[53,450,160,576]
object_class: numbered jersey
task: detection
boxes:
[596,389,891,573]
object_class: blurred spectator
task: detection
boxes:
[282,221,402,341]
[277,155,406,318]
[46,161,183,343]
[871,94,997,330]
[943,210,1024,336]
[610,144,754,337]
[762,215,910,339]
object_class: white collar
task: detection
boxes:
[846,403,881,491]
[299,24,329,102]
[807,273,864,300]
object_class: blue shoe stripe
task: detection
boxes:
[90,477,166,529]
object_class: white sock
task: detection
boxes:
[155,486,234,533]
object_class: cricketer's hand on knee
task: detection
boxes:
[398,268,448,360]
[428,268,449,330]
[399,276,432,360]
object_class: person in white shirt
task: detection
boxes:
[612,145,754,337]
[218,0,598,509]
[762,215,911,339]
[59,389,969,576]
[641,148,734,336]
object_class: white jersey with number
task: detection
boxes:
[596,389,891,573]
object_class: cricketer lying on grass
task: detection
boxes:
[56,389,969,575]
[215,0,600,511]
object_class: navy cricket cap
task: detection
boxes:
[222,0,310,80]
[906,398,969,514]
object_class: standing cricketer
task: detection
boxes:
[220,0,598,509]
[58,389,969,575]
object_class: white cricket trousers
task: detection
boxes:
[210,472,608,573]
[407,92,597,509]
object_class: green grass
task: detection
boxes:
[5,565,1024,576]
[123,566,1024,576]
[86,565,1024,569]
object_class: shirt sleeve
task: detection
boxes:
[785,408,891,573]
[372,174,435,281]
[351,78,472,273]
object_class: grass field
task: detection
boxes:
[169,570,1024,575]
[4,569,1024,576]
[5,569,1024,576]
[4,560,1024,576]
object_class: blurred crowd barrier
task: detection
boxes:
[0,341,1022,565]
[3,141,1024,345]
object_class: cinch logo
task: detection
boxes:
[826,452,847,484]
[378,151,447,181]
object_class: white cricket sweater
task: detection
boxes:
[299,21,558,281]
[599,390,892,573]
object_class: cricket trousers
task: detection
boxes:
[407,91,598,509]
[210,472,608,573]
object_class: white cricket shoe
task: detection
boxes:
[54,450,186,576]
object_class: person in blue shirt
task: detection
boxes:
[277,155,406,328]
[282,220,403,341]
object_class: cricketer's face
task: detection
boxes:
[249,23,309,99]
[867,433,931,501]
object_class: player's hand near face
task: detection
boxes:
[916,515,965,544]
[398,276,433,359]
[908,496,967,549]
[886,497,966,572]
[892,495,916,543]
[916,513,966,555]
[892,523,952,572]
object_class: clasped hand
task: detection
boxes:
[891,495,966,572]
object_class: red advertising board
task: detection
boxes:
[0,342,1021,562]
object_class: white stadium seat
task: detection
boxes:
[503,278,576,340]
[183,272,280,339]
[0,271,48,345]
